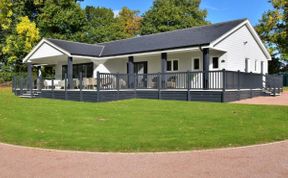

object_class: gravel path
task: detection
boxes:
[233,92,288,106]
[0,141,287,178]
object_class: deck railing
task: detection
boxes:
[12,70,283,93]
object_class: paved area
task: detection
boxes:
[0,141,287,178]
[233,92,288,106]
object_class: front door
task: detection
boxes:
[134,62,148,87]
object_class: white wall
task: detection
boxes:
[214,24,268,74]
[93,51,204,74]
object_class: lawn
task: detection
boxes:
[0,87,287,152]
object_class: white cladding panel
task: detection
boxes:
[30,43,64,60]
[214,25,268,74]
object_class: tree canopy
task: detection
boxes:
[141,0,209,35]
[256,0,287,60]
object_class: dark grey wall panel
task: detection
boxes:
[82,91,98,102]
[15,89,266,103]
[161,91,187,101]
[40,90,53,98]
[224,90,263,102]
[190,91,222,102]
[67,91,80,101]
[136,91,159,99]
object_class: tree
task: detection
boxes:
[2,16,40,71]
[117,7,142,37]
[37,0,87,41]
[82,6,130,43]
[141,0,209,35]
[256,0,287,60]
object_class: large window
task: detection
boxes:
[167,60,178,71]
[212,57,219,69]
[193,58,200,70]
[62,63,93,79]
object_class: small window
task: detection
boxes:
[194,58,200,70]
[173,60,178,71]
[167,61,172,71]
[212,57,219,69]
[167,60,178,71]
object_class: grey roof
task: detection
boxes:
[46,38,104,57]
[46,19,246,57]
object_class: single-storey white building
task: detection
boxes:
[14,19,282,102]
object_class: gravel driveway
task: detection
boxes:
[0,141,287,178]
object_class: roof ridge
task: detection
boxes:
[46,38,105,48]
[98,18,248,45]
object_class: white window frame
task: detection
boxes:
[192,57,201,71]
[167,59,179,72]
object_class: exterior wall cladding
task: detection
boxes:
[15,89,263,103]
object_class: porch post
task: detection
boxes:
[128,56,134,88]
[37,66,42,92]
[161,53,167,88]
[27,63,33,96]
[67,56,73,89]
[202,48,209,90]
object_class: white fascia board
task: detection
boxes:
[98,46,204,60]
[23,38,71,63]
[210,20,271,60]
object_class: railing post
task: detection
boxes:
[158,72,161,100]
[96,72,100,102]
[222,69,226,92]
[187,71,191,101]
[79,72,83,102]
[116,73,120,100]
[12,76,15,93]
[250,72,253,98]
[20,78,23,95]
[51,78,54,98]
[237,70,241,100]
[65,73,67,100]
[222,69,226,102]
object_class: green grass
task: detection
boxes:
[0,88,287,152]
[284,87,288,92]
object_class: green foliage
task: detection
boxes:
[141,0,209,35]
[81,6,129,43]
[37,0,87,41]
[256,0,287,60]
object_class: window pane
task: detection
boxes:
[167,61,172,71]
[213,57,219,69]
[173,60,178,71]
[194,59,199,70]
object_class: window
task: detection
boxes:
[194,58,200,70]
[212,57,219,69]
[167,60,178,71]
[167,61,172,71]
[173,60,178,71]
[62,63,93,79]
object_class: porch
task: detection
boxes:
[12,70,283,102]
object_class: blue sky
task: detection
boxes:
[80,0,272,25]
